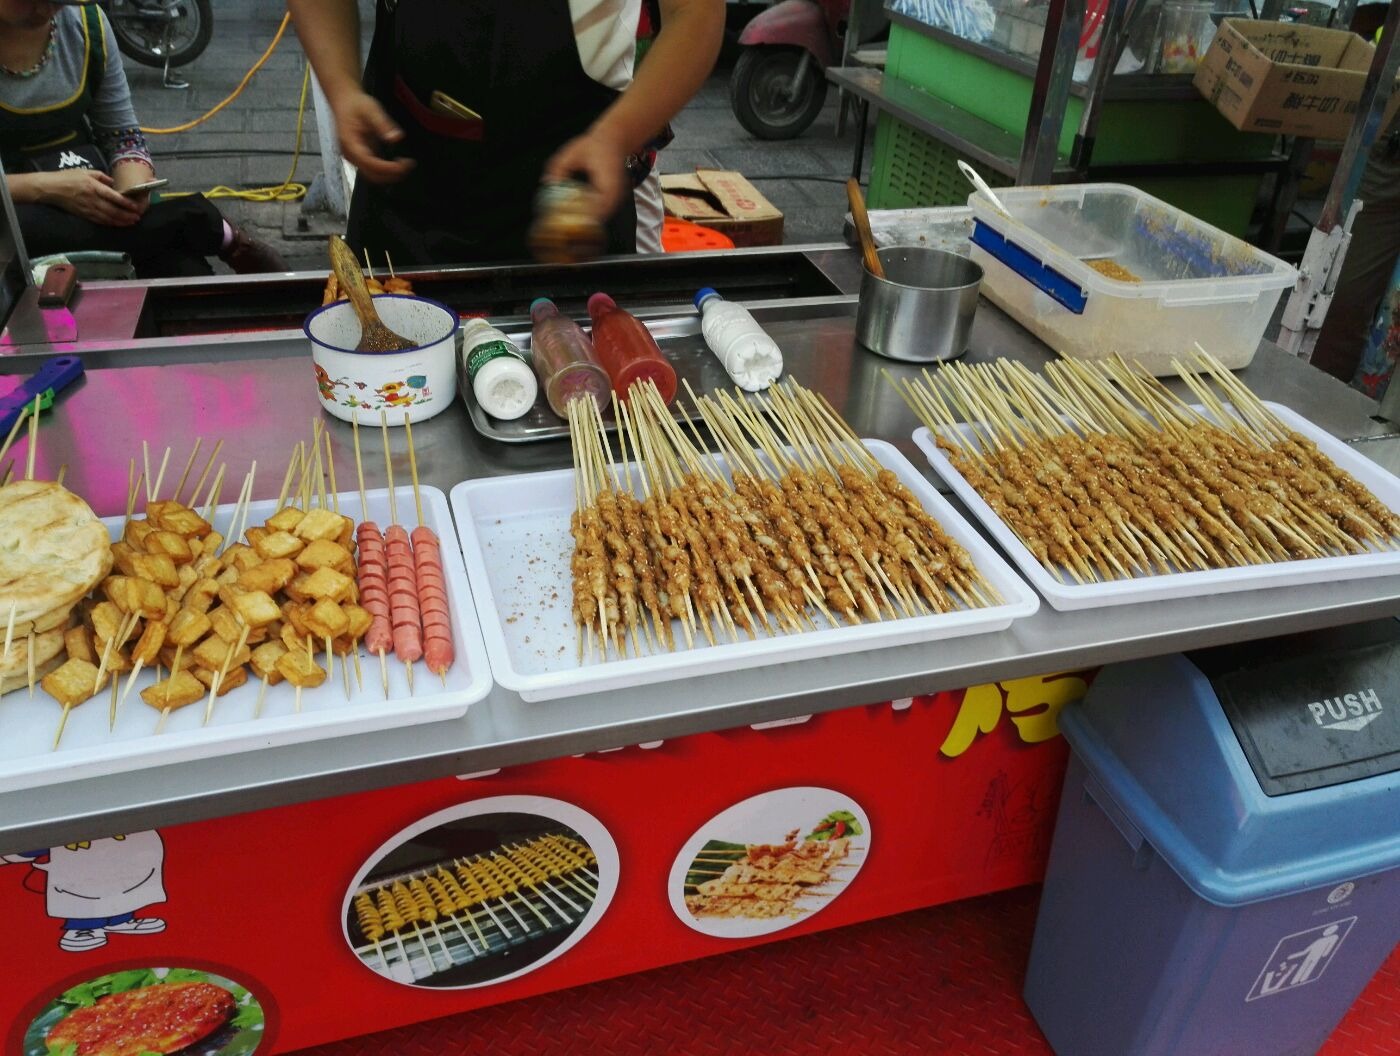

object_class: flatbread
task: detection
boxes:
[0,625,65,679]
[0,653,62,696]
[0,481,112,625]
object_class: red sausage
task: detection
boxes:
[356,520,393,655]
[385,525,423,663]
[411,524,454,675]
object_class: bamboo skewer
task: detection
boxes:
[25,395,40,480]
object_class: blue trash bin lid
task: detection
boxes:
[1061,623,1400,907]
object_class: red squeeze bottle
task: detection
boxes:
[586,292,678,405]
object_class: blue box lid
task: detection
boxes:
[1061,632,1400,907]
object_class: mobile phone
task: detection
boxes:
[429,90,483,123]
[121,178,169,197]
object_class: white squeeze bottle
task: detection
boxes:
[694,287,783,391]
[461,318,538,420]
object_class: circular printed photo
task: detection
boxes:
[342,795,618,989]
[670,786,871,939]
[23,967,266,1056]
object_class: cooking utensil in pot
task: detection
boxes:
[846,178,885,280]
[328,235,415,353]
[856,247,983,363]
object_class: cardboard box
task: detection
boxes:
[1194,19,1393,140]
[660,169,784,247]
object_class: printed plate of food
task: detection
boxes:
[669,786,871,938]
[24,967,266,1056]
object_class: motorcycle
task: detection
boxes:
[101,0,213,87]
[728,0,849,140]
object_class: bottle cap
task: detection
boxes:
[694,287,720,310]
[530,297,554,312]
[586,292,616,316]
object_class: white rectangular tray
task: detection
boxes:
[913,401,1400,611]
[0,486,492,793]
[450,439,1039,702]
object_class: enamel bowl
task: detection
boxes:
[304,294,460,425]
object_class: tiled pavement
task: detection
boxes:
[124,0,871,271]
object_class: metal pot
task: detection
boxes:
[856,246,983,362]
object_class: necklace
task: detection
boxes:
[0,19,57,79]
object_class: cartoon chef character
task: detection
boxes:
[2,830,167,952]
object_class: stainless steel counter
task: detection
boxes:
[2,254,1397,852]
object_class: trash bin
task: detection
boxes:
[1024,619,1400,1056]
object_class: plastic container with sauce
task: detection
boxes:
[529,297,610,417]
[586,293,678,405]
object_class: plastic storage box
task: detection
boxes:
[968,183,1297,375]
[1024,621,1400,1056]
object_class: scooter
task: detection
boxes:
[101,0,213,88]
[729,0,848,140]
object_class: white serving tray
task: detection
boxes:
[913,401,1400,612]
[0,486,491,793]
[450,439,1039,702]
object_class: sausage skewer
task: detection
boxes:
[381,410,421,693]
[354,417,392,698]
[404,412,454,685]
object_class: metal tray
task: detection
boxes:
[458,297,857,444]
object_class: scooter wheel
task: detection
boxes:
[729,46,828,141]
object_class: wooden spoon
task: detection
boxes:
[327,235,414,353]
[846,178,884,280]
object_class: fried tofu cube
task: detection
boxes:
[276,648,326,689]
[296,538,352,573]
[232,590,281,628]
[145,530,194,566]
[202,531,224,553]
[283,572,313,603]
[280,622,306,654]
[131,552,180,589]
[336,519,355,551]
[302,566,352,603]
[192,553,223,579]
[244,526,270,550]
[102,576,134,610]
[132,619,168,665]
[217,584,245,612]
[168,608,211,648]
[223,543,261,573]
[174,562,199,596]
[111,541,140,578]
[95,641,132,674]
[42,657,107,707]
[64,626,96,665]
[123,518,152,549]
[140,671,204,712]
[158,644,193,672]
[183,578,220,615]
[207,606,244,644]
[236,558,297,595]
[130,578,167,619]
[342,604,373,640]
[266,506,305,532]
[215,566,240,587]
[148,501,211,539]
[192,635,251,672]
[304,599,349,640]
[294,508,349,543]
[281,601,312,638]
[194,663,248,695]
[253,530,304,561]
[250,640,288,684]
[89,601,129,644]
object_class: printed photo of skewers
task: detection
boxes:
[344,799,617,988]
[670,787,870,939]
[894,348,1400,589]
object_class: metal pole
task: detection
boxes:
[1278,0,1400,357]
[1019,0,1087,184]
[1072,0,1142,173]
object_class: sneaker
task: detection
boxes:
[104,917,166,936]
[60,929,107,952]
[219,224,288,274]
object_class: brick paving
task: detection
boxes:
[124,0,870,271]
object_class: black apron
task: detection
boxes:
[0,4,108,175]
[348,0,638,267]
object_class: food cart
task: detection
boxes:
[0,211,1397,1050]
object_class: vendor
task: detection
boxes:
[0,0,286,278]
[286,0,724,266]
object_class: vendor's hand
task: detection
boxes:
[40,170,141,227]
[544,129,629,221]
[332,90,414,184]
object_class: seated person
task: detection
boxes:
[0,0,284,278]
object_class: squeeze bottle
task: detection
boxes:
[586,293,678,405]
[694,287,783,391]
[529,298,610,417]
[461,318,537,420]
